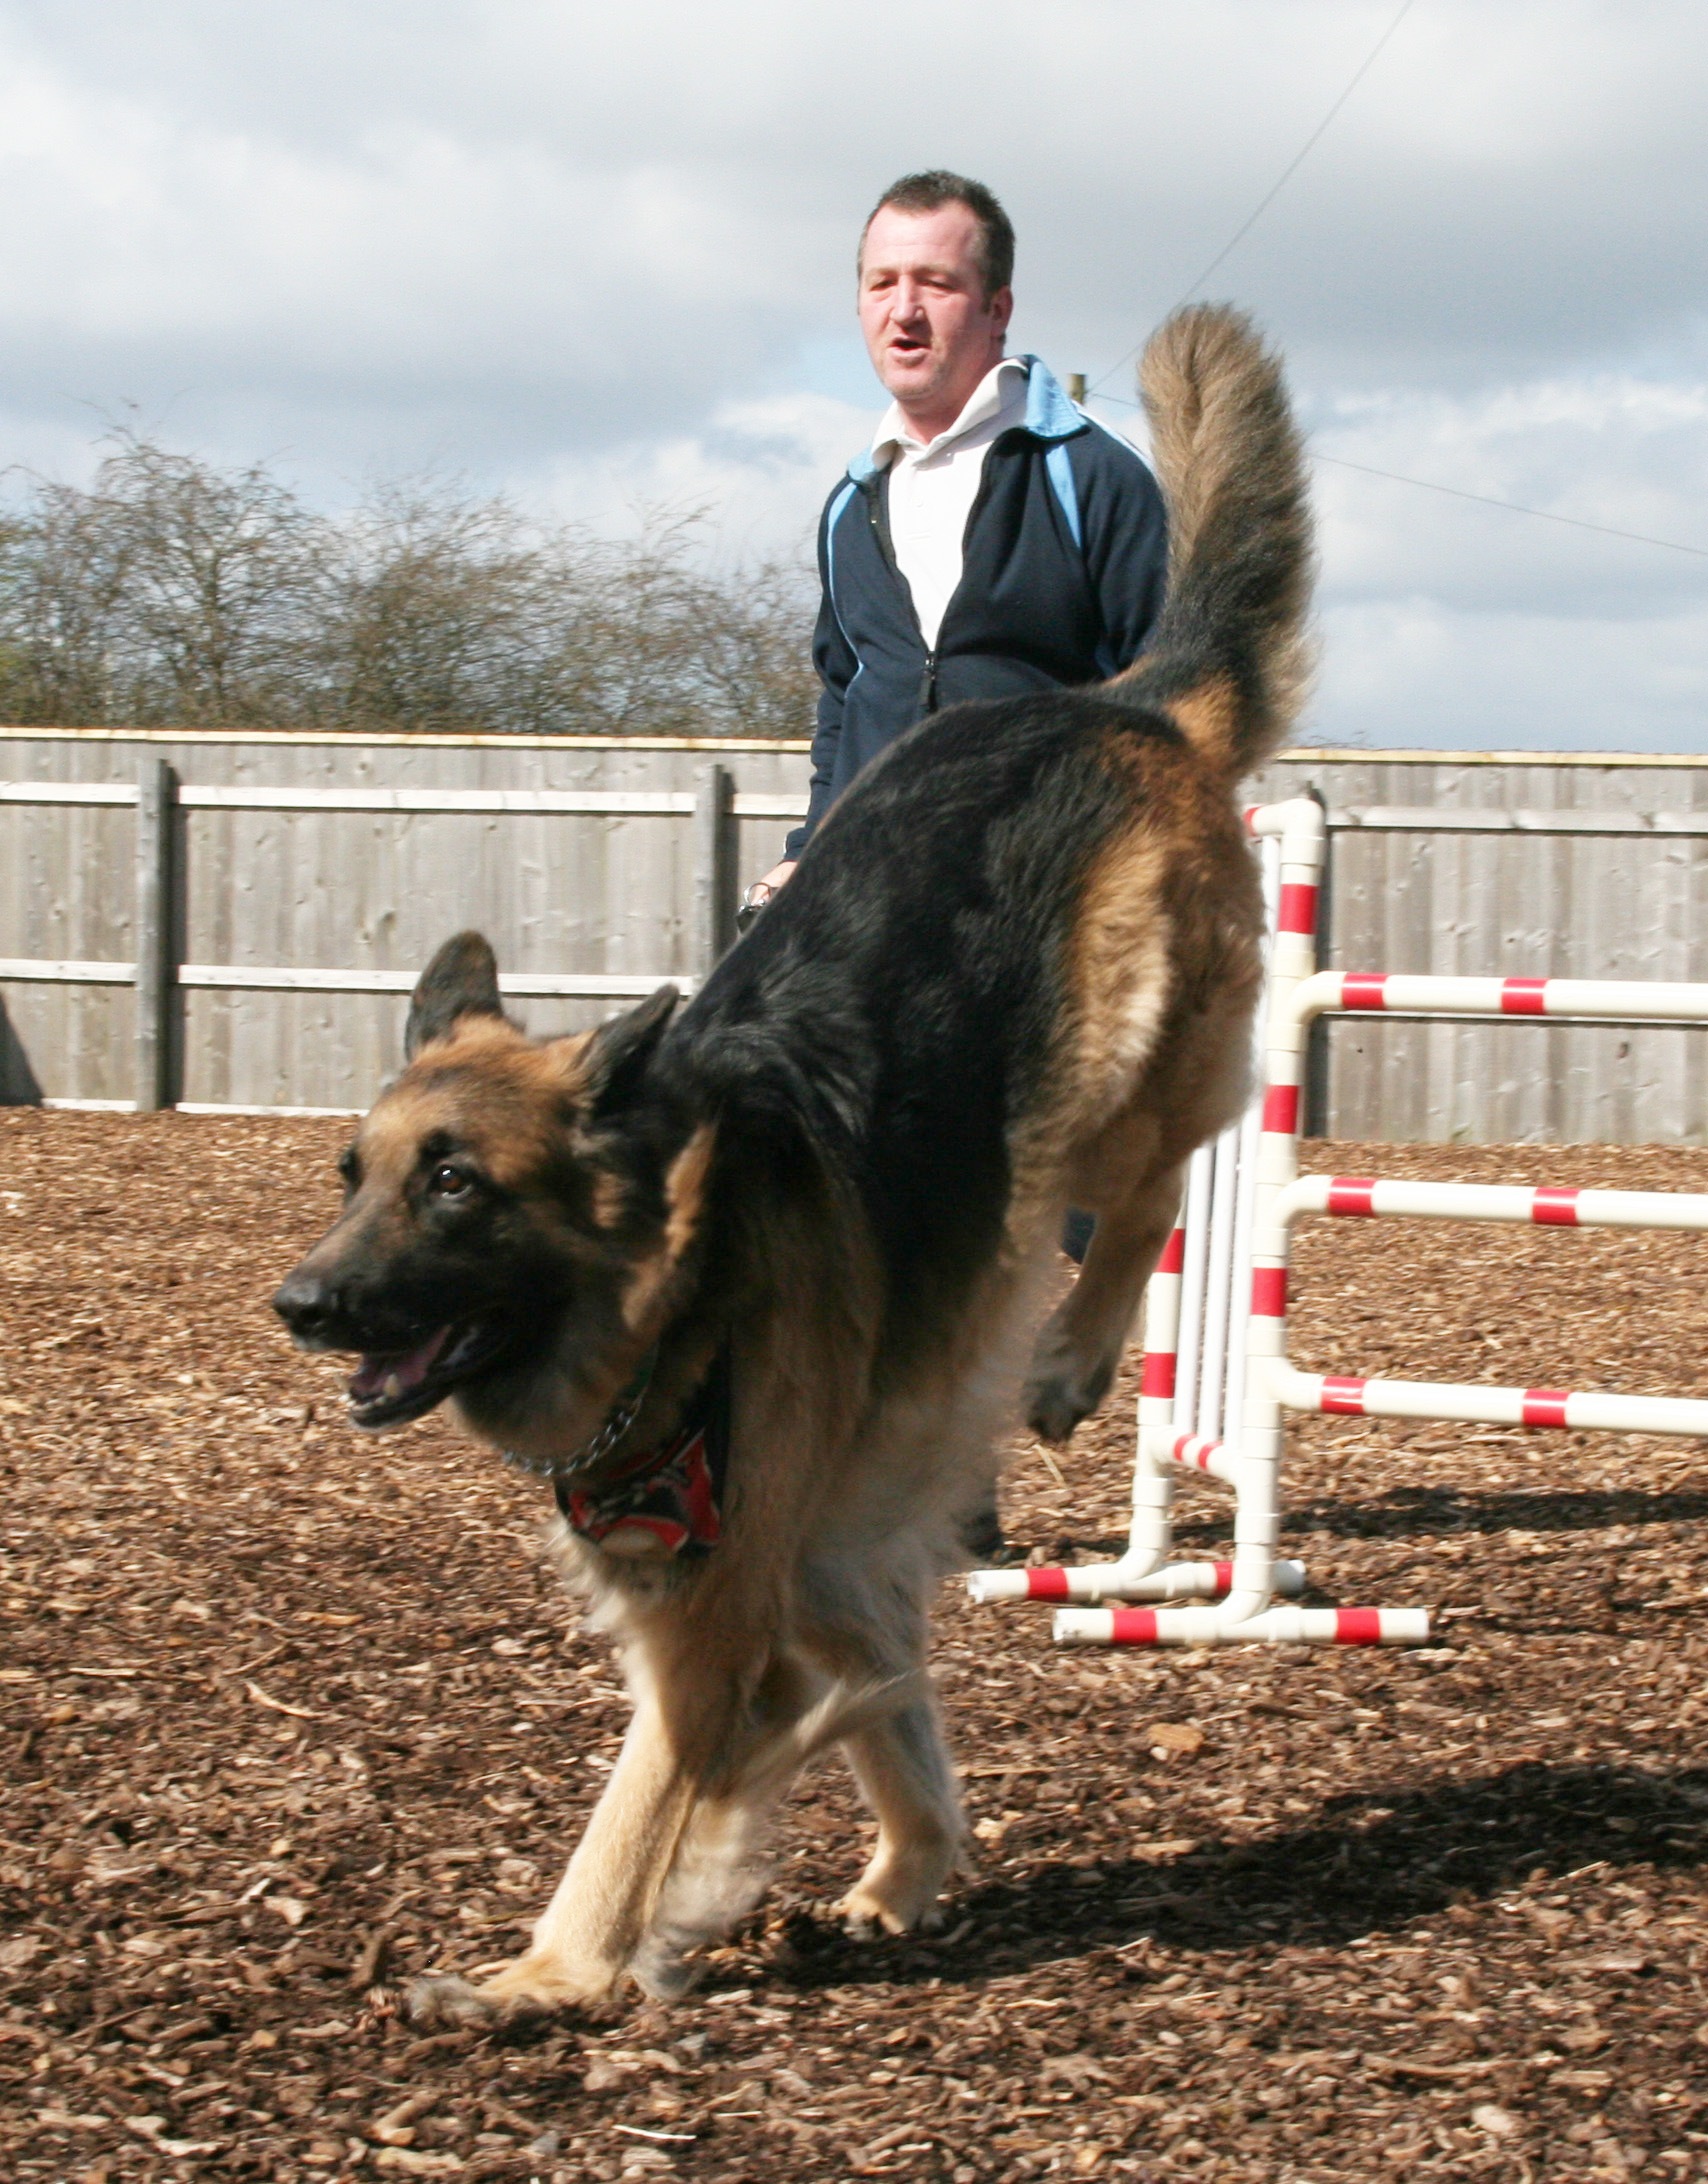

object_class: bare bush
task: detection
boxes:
[0,434,817,738]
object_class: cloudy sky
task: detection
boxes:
[3,0,1705,751]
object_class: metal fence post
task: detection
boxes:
[134,758,178,1110]
[694,761,736,978]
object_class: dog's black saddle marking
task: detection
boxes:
[554,1352,730,1558]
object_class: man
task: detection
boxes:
[747,168,1169,905]
[746,173,1172,1558]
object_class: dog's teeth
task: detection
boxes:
[383,1373,401,1400]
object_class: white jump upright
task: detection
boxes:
[968,796,1708,1650]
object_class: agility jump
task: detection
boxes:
[971,794,1708,1647]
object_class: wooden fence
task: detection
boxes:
[7,727,1708,1141]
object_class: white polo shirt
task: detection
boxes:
[872,357,1030,650]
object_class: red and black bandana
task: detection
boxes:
[554,1353,729,1558]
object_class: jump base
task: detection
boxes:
[1055,1604,1432,1648]
[966,1557,1307,1606]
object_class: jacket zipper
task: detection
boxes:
[863,427,1019,719]
[866,480,939,714]
[914,448,1007,717]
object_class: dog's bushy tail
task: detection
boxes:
[1111,303,1314,778]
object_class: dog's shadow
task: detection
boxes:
[771,1759,1708,1990]
[1044,1482,1708,1567]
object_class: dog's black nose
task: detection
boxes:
[272,1272,341,1342]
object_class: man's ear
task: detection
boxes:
[582,985,680,1115]
[405,932,508,1059]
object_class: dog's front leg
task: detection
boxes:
[408,1605,771,2025]
[499,1693,704,2006]
[407,1688,706,2023]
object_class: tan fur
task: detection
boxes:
[662,1124,717,1264]
[620,1123,719,1334]
[1018,738,1264,1444]
[1114,304,1315,776]
[1068,826,1174,1132]
[1162,674,1241,767]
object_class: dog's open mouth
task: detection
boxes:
[346,1321,509,1430]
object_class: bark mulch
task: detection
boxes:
[5,1110,1708,2182]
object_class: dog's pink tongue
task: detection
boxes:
[349,1325,452,1403]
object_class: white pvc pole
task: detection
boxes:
[1172,1143,1215,1440]
[1055,1604,1432,1648]
[1221,834,1278,1461]
[1196,1125,1241,1441]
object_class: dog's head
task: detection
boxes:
[271,933,715,1455]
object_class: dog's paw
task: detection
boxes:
[404,1973,535,2032]
[840,1899,948,1941]
[1024,1323,1118,1442]
[840,1897,902,1942]
[1024,1378,1084,1445]
[1024,1367,1109,1445]
[838,1874,949,1939]
[406,1949,618,2029]
[628,1938,702,2002]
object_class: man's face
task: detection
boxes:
[858,202,1013,430]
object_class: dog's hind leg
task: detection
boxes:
[628,1785,778,1999]
[1025,1157,1186,1444]
[838,1691,963,1936]
[633,1643,941,1989]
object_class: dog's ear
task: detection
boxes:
[581,985,680,1115]
[405,932,507,1059]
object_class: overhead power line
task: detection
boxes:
[1090,0,1418,397]
[1092,384,1708,558]
[1313,453,1708,560]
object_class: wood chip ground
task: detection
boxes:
[4,1112,1708,2180]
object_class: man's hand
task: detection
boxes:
[747,860,796,907]
[737,860,796,935]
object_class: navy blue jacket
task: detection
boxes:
[786,357,1169,857]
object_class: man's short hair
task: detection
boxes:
[860,171,1015,299]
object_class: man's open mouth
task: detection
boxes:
[346,1321,509,1429]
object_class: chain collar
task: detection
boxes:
[500,1345,660,1483]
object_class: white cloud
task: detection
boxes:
[1311,594,1708,754]
[1302,369,1708,747]
[535,391,874,565]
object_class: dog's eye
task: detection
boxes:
[427,1164,473,1201]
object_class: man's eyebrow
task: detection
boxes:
[862,259,966,282]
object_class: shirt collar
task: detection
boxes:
[871,356,1030,468]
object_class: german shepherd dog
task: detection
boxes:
[273,304,1312,2021]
